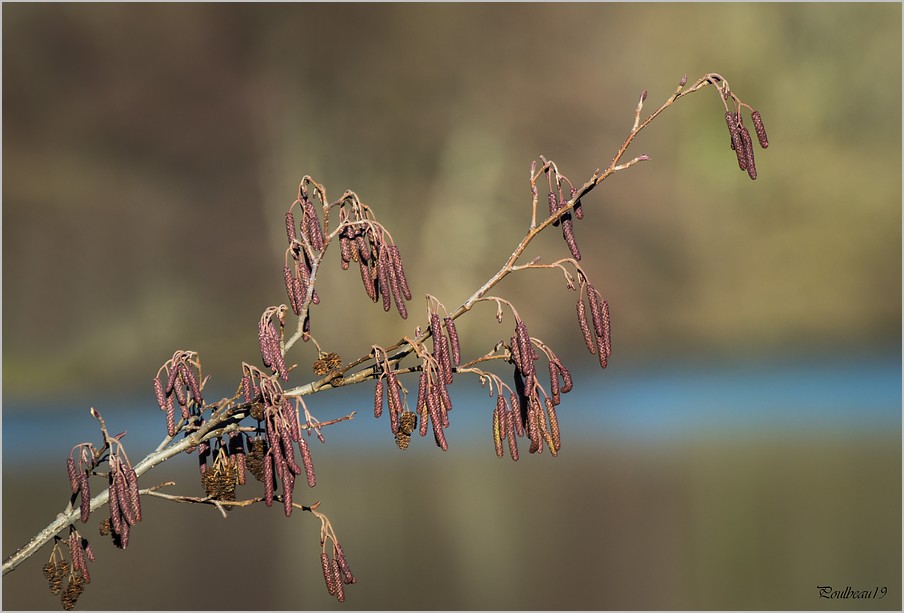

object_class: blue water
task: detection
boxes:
[3,353,901,465]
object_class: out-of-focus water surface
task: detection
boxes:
[4,354,900,610]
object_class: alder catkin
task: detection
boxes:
[444,317,461,366]
[285,211,297,243]
[388,245,412,301]
[751,110,768,148]
[577,298,596,355]
[67,458,79,493]
[373,378,384,418]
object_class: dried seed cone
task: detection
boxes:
[248,438,267,482]
[399,411,417,436]
[751,110,768,148]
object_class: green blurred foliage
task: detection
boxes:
[3,3,900,399]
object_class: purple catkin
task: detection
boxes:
[597,336,609,369]
[548,191,560,226]
[258,322,274,369]
[359,259,377,302]
[279,424,302,476]
[84,540,95,563]
[373,378,384,418]
[164,365,179,394]
[496,395,507,438]
[153,377,166,411]
[321,552,336,596]
[235,451,247,486]
[601,299,612,358]
[284,266,300,315]
[415,371,427,416]
[67,458,79,493]
[282,470,295,517]
[725,111,741,153]
[387,372,403,418]
[377,245,392,312]
[115,471,136,527]
[335,543,357,584]
[388,245,412,301]
[303,200,325,252]
[740,125,757,180]
[241,375,252,403]
[173,378,188,416]
[751,110,768,149]
[285,211,297,243]
[179,361,203,407]
[586,286,605,339]
[165,394,177,436]
[548,361,561,406]
[571,187,584,220]
[355,234,371,263]
[388,264,408,319]
[509,391,525,438]
[126,467,141,523]
[332,559,346,602]
[264,451,275,507]
[299,435,316,487]
[562,214,581,261]
[282,398,300,442]
[515,320,535,381]
[505,407,520,461]
[557,359,574,393]
[108,475,123,537]
[78,471,90,523]
[444,317,461,366]
[430,313,443,345]
[426,388,448,451]
[439,336,454,385]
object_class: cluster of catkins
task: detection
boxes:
[153,351,206,436]
[337,211,412,319]
[725,107,768,180]
[240,369,316,517]
[496,317,573,460]
[101,455,142,550]
[373,313,461,451]
[258,306,290,381]
[284,195,322,322]
[576,280,612,369]
[320,542,356,603]
[66,445,95,525]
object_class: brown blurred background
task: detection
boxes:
[3,3,901,610]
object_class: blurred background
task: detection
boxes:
[3,3,901,610]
